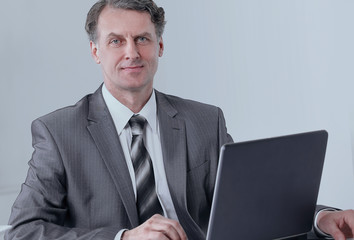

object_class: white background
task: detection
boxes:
[1,0,353,230]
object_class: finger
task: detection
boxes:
[326,224,346,240]
[158,216,187,240]
[345,210,354,237]
[331,230,346,240]
[166,219,187,240]
[149,214,187,240]
[147,231,170,240]
[122,221,171,240]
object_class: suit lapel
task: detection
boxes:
[156,91,203,237]
[157,96,188,211]
[86,86,139,227]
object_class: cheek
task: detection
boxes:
[144,49,160,66]
[102,52,123,69]
[141,44,160,59]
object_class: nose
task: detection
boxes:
[125,40,140,60]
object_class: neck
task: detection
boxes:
[106,85,153,113]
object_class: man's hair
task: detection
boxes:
[85,0,166,43]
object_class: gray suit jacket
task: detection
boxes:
[6,86,233,240]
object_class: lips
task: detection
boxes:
[121,65,144,73]
[122,66,142,69]
[121,65,143,70]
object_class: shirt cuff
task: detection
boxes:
[114,229,128,240]
[314,208,337,239]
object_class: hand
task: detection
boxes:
[317,209,354,240]
[122,214,187,240]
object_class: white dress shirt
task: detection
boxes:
[101,85,178,239]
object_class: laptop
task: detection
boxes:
[206,130,328,240]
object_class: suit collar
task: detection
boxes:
[155,90,187,215]
[155,90,178,118]
[155,90,204,237]
[86,85,139,227]
[87,84,108,123]
[102,84,159,135]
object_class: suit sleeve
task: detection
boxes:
[217,107,233,145]
[6,119,119,240]
[206,107,234,200]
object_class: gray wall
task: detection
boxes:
[1,0,354,229]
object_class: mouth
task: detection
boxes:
[121,65,144,72]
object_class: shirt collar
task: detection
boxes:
[102,84,158,135]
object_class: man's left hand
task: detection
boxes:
[317,209,354,240]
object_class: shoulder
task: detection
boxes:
[35,86,104,127]
[37,95,91,124]
[32,86,104,136]
[155,90,220,115]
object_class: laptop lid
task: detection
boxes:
[206,130,328,240]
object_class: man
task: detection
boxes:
[5,0,354,239]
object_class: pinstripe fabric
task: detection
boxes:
[129,114,163,223]
[6,86,233,240]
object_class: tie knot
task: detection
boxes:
[129,115,146,136]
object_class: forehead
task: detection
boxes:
[97,6,156,38]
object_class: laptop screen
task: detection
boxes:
[207,130,328,240]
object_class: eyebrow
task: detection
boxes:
[106,32,153,41]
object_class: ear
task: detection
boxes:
[158,37,164,57]
[90,41,101,64]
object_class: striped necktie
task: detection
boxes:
[129,114,163,223]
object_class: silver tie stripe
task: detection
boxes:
[129,114,163,223]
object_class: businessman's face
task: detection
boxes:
[90,7,163,96]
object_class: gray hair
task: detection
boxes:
[85,0,166,43]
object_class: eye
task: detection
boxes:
[110,39,122,46]
[136,36,148,44]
